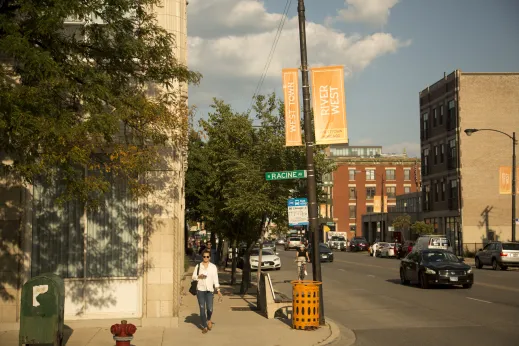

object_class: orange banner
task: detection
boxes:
[310,66,348,145]
[282,68,302,146]
[373,196,388,213]
[499,166,519,194]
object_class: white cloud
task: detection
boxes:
[384,141,420,158]
[326,0,399,27]
[186,0,410,114]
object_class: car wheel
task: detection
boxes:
[419,272,429,289]
[400,268,410,285]
[500,265,508,271]
[463,283,473,289]
[492,258,498,270]
[276,267,281,270]
[475,257,483,269]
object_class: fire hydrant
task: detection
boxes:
[111,320,137,346]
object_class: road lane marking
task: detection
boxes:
[367,274,375,278]
[466,297,492,304]
[338,269,346,272]
[334,259,399,271]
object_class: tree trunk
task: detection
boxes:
[240,241,255,295]
[216,235,224,267]
[220,238,229,268]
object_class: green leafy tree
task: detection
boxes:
[392,214,411,231]
[0,0,201,207]
[411,221,435,236]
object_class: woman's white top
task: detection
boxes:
[192,262,220,292]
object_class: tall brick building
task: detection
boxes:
[328,146,421,240]
[419,71,519,252]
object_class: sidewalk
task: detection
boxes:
[1,264,345,346]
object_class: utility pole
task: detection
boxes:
[512,131,516,242]
[297,0,324,325]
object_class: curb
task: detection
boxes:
[316,317,355,346]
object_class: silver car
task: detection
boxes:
[475,241,519,270]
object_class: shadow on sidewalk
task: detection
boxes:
[184,313,202,330]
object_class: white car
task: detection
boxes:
[380,243,397,258]
[250,249,281,270]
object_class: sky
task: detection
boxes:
[186,0,519,158]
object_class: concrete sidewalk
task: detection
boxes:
[1,266,344,346]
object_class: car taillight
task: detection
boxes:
[500,252,508,257]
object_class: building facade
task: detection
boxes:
[329,145,421,240]
[0,0,189,330]
[419,71,519,252]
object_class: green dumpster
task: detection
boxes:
[19,273,65,346]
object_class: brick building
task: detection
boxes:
[329,145,421,240]
[419,71,519,253]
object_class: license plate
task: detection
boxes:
[450,277,458,282]
[321,255,327,258]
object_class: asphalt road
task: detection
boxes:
[268,245,519,346]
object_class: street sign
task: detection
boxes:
[266,170,307,181]
[287,198,309,226]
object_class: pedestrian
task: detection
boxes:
[193,250,222,334]
[192,240,199,260]
[372,242,379,258]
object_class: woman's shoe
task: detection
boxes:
[202,328,208,334]
[207,321,213,330]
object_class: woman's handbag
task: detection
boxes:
[189,264,200,296]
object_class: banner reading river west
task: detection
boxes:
[310,65,348,145]
[282,68,302,146]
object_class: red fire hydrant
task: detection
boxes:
[111,320,137,346]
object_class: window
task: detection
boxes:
[366,169,375,180]
[421,112,429,139]
[450,180,458,199]
[440,144,445,163]
[386,169,396,180]
[32,173,140,278]
[422,148,430,174]
[349,169,355,181]
[404,169,411,181]
[404,186,411,194]
[434,146,438,164]
[424,185,430,210]
[448,139,457,168]
[349,187,356,199]
[439,105,444,124]
[435,183,439,202]
[433,108,437,126]
[366,187,376,199]
[386,186,396,198]
[366,206,374,213]
[349,205,357,219]
[447,100,456,130]
[442,182,446,201]
[388,205,397,213]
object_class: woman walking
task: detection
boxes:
[192,249,222,333]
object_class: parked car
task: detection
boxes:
[350,237,369,252]
[475,241,519,270]
[327,232,348,251]
[379,243,397,258]
[276,238,285,245]
[396,241,415,259]
[285,236,303,251]
[400,249,473,289]
[262,240,276,252]
[308,243,334,263]
[249,248,281,270]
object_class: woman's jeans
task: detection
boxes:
[196,290,214,328]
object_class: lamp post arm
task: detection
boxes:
[473,128,515,141]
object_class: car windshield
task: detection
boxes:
[423,251,459,263]
[251,249,275,256]
[502,243,519,251]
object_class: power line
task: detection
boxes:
[249,0,292,112]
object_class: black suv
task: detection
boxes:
[350,237,369,252]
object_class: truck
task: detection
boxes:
[327,231,348,251]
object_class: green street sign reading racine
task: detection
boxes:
[265,170,307,181]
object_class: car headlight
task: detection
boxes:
[274,258,280,262]
[466,268,472,274]
[424,267,436,275]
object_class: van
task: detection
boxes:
[413,235,452,252]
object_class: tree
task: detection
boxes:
[411,221,434,236]
[392,214,411,231]
[0,0,201,207]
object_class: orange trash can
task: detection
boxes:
[291,280,322,330]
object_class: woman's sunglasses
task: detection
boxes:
[203,256,210,258]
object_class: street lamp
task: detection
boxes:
[464,128,517,241]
